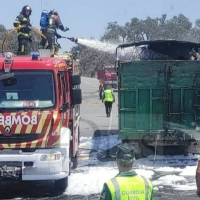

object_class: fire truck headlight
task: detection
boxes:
[40,153,61,161]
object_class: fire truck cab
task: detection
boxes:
[0,51,82,193]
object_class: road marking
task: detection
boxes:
[108,112,112,134]
[82,77,97,80]
[82,80,98,89]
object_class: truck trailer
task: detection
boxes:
[116,40,200,158]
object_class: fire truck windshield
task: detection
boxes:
[0,71,55,109]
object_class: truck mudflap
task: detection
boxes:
[56,127,71,173]
[144,155,199,166]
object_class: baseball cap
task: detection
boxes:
[116,143,135,160]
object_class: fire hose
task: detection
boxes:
[1,25,47,53]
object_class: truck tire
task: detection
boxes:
[55,177,68,194]
[139,140,154,157]
[71,152,78,169]
[135,152,143,159]
[69,158,71,176]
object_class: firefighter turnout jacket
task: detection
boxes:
[14,14,31,38]
[100,171,153,200]
[47,14,65,33]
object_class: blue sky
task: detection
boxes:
[1,0,199,52]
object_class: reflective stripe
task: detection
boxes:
[141,175,150,200]
[111,178,121,200]
[46,28,56,33]
[18,32,29,37]
[21,45,24,52]
[22,17,28,21]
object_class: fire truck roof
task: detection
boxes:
[0,55,68,71]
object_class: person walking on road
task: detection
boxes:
[100,143,153,200]
[102,84,115,117]
[99,83,104,100]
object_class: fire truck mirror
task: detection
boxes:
[60,102,70,113]
[0,72,14,81]
[70,74,81,86]
[71,88,82,105]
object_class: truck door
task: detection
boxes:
[57,72,69,127]
[166,63,196,132]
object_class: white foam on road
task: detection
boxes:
[65,136,199,195]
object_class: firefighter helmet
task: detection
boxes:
[21,5,32,17]
[49,9,58,16]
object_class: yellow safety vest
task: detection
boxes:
[106,175,153,200]
[104,89,114,102]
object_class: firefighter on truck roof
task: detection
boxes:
[14,5,32,55]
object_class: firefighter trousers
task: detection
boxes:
[17,37,29,55]
[43,31,57,53]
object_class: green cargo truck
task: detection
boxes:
[116,40,200,158]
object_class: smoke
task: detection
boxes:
[75,38,172,61]
[76,38,117,54]
[117,46,172,61]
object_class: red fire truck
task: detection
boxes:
[0,51,82,193]
[97,66,117,90]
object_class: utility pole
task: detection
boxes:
[41,0,43,11]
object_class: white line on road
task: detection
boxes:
[82,77,97,80]
[107,112,112,135]
[82,80,98,89]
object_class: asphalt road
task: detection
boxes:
[0,77,199,200]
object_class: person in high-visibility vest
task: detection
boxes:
[102,84,115,117]
[100,143,153,200]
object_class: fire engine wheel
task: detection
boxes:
[1,25,47,53]
[71,152,78,169]
[55,177,68,194]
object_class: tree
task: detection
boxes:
[1,13,198,78]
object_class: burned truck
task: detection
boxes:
[116,40,200,158]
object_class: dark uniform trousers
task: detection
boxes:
[105,102,113,116]
[18,36,29,54]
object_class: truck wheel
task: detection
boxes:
[139,140,154,157]
[135,152,143,159]
[69,158,71,176]
[55,177,68,194]
[71,153,78,169]
[78,127,80,145]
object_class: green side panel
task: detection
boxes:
[196,90,200,126]
[183,89,195,128]
[152,89,164,130]
[119,61,165,88]
[138,89,150,130]
[120,90,136,129]
[118,60,200,139]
